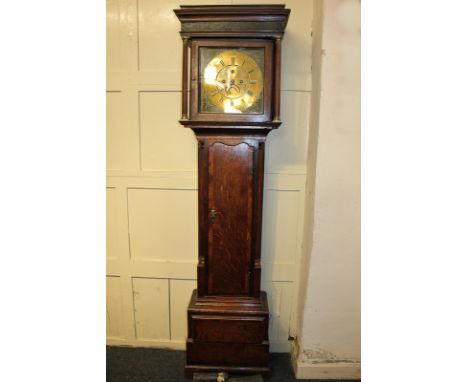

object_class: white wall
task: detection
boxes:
[294,0,361,379]
[106,0,314,352]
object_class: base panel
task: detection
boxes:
[186,290,270,374]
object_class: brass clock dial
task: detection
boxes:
[200,49,264,114]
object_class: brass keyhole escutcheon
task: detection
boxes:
[209,208,219,224]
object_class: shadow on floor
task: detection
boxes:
[107,346,359,382]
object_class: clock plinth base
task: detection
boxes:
[185,290,270,376]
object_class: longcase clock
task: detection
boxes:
[174,5,290,375]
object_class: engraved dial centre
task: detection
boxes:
[216,65,249,99]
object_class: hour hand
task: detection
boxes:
[231,84,240,93]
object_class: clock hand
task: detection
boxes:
[225,78,239,94]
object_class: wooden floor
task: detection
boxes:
[106,346,360,382]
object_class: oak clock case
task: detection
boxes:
[174,4,290,376]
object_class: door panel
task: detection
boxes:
[207,142,254,295]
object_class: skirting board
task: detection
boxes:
[106,338,291,353]
[294,360,361,380]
